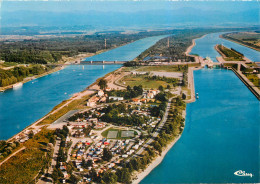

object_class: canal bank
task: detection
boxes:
[141,68,259,183]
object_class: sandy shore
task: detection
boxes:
[132,135,181,184]
[185,34,206,56]
[133,110,187,184]
[185,39,196,56]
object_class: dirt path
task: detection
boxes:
[0,146,26,167]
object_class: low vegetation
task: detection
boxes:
[217,44,244,61]
[0,128,55,184]
[0,65,55,87]
[222,31,260,51]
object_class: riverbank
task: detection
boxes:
[0,53,95,92]
[220,34,260,52]
[0,65,65,92]
[132,135,181,184]
[133,110,186,184]
[185,35,206,63]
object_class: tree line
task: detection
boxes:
[0,65,54,87]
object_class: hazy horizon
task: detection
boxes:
[0,1,259,34]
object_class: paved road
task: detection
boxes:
[53,110,79,124]
[135,97,173,156]
[37,139,61,184]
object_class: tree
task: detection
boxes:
[120,168,131,184]
[155,93,167,102]
[69,174,80,184]
[102,148,112,161]
[101,172,118,184]
[158,85,164,91]
[98,79,107,90]
[52,168,59,183]
[28,130,34,139]
[167,85,171,89]
[182,93,186,100]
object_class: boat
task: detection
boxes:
[196,92,199,99]
[0,90,4,93]
[13,82,23,89]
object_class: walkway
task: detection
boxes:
[0,146,26,167]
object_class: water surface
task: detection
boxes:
[85,35,169,62]
[0,65,120,140]
[190,32,260,62]
[141,69,259,183]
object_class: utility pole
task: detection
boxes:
[167,38,170,48]
[105,39,107,49]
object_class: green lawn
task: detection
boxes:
[136,65,183,72]
[119,75,170,89]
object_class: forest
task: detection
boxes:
[135,27,252,63]
[0,30,174,64]
[0,65,54,87]
[1,27,252,65]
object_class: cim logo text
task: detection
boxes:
[234,170,253,178]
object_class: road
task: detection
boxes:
[135,97,173,156]
[37,139,61,184]
[0,146,26,167]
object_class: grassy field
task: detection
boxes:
[222,32,260,51]
[0,128,54,184]
[245,74,260,89]
[135,65,187,72]
[217,45,244,61]
[37,95,90,125]
[119,74,172,89]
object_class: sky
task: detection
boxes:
[1,0,259,13]
[0,0,259,29]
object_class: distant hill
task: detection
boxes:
[1,8,259,28]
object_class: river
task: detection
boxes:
[0,65,121,140]
[84,35,169,62]
[190,32,260,62]
[141,36,260,183]
[0,35,172,140]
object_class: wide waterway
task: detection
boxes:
[0,35,170,140]
[190,32,260,62]
[84,35,169,62]
[0,65,120,140]
[141,68,259,183]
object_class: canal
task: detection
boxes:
[142,34,260,183]
[190,32,260,62]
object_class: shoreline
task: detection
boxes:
[5,65,124,142]
[0,53,94,92]
[185,34,207,56]
[132,135,181,184]
[219,34,260,52]
[0,65,65,92]
[133,110,186,184]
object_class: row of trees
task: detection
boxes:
[0,141,20,160]
[0,65,53,87]
[107,85,143,100]
[1,50,62,64]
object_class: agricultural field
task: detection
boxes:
[222,32,260,51]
